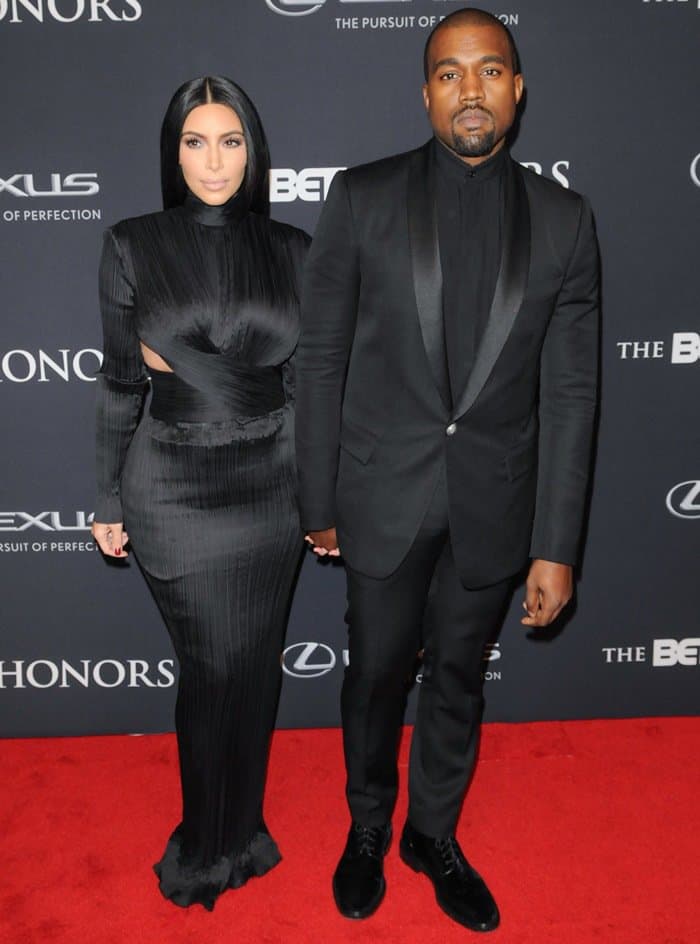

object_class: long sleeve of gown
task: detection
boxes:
[95,228,148,523]
[281,228,311,406]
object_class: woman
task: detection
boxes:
[92,76,308,910]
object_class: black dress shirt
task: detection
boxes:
[434,138,507,404]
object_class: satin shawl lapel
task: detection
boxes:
[452,158,531,422]
[407,144,451,409]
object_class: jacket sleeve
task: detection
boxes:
[94,228,148,523]
[295,171,360,532]
[529,197,600,565]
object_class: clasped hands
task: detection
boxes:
[305,530,572,628]
[304,527,340,558]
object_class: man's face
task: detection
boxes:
[423,23,523,164]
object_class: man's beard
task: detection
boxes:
[450,108,497,157]
[450,126,496,158]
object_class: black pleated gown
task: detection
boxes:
[94,191,308,910]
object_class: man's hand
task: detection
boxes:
[521,559,573,627]
[92,521,129,558]
[305,527,340,557]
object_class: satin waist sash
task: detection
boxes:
[149,365,284,423]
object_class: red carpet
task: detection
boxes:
[1,718,698,943]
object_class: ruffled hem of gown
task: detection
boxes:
[153,824,281,911]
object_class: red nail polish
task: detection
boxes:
[114,548,122,556]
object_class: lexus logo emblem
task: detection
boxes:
[282,642,336,678]
[691,154,700,188]
[666,481,700,519]
[265,0,326,16]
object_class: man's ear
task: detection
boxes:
[514,73,524,106]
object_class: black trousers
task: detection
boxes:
[342,467,514,838]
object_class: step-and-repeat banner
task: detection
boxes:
[1,1,698,736]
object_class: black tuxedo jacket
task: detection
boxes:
[296,141,599,587]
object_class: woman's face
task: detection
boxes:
[179,103,247,205]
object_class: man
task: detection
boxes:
[296,7,599,932]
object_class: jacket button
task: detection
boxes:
[446,423,457,436]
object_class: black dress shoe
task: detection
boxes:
[399,821,499,932]
[332,821,392,919]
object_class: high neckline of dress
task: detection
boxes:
[182,189,246,227]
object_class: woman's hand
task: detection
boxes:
[92,521,129,558]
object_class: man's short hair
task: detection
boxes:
[423,8,522,80]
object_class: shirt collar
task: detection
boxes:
[433,136,509,185]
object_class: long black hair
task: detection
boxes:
[160,76,270,215]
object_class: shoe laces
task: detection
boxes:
[353,823,385,858]
[435,836,466,875]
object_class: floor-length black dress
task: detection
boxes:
[95,191,308,910]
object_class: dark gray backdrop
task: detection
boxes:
[1,0,698,737]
